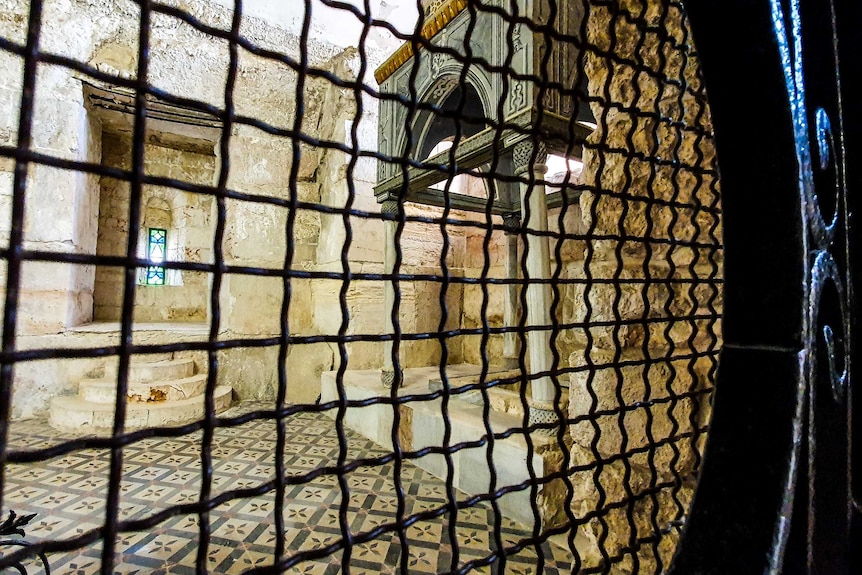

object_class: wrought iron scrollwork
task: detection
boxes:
[775,0,855,569]
[0,511,50,575]
[671,0,857,571]
[809,252,848,405]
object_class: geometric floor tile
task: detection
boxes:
[1,402,578,574]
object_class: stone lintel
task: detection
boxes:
[375,126,500,195]
[81,79,222,154]
[407,188,515,215]
[376,186,520,216]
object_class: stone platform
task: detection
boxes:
[321,365,569,529]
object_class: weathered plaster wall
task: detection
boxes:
[0,0,103,336]
[568,1,723,571]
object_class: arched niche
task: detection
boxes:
[410,76,489,163]
[143,197,172,230]
[397,76,494,203]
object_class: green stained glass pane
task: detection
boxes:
[148,228,167,263]
[146,266,165,286]
[146,228,167,285]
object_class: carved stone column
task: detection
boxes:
[512,139,557,429]
[502,212,521,367]
[381,199,402,389]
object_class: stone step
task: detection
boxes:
[129,353,175,363]
[428,369,523,392]
[48,385,233,432]
[79,374,208,404]
[104,358,195,383]
[102,353,174,368]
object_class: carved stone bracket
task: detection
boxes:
[381,368,403,389]
[380,199,400,216]
[512,139,548,176]
[502,212,521,232]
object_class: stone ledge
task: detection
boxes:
[79,373,208,404]
[103,358,196,383]
[67,322,209,334]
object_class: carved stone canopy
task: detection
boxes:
[374,0,594,216]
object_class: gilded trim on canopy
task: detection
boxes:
[374,0,468,85]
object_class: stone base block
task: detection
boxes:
[321,365,569,531]
[79,374,209,404]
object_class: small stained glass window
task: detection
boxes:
[146,228,167,286]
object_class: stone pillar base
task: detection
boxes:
[381,369,402,389]
[527,402,561,435]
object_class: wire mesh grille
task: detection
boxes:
[0,0,722,573]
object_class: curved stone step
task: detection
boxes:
[101,353,174,370]
[79,374,208,404]
[48,385,233,432]
[104,358,195,383]
[129,353,174,363]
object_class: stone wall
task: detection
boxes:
[568,1,723,572]
[551,202,590,367]
[0,0,419,416]
[454,213,509,367]
[0,0,497,417]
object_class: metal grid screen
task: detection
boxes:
[0,0,722,573]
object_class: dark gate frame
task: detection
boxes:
[0,0,858,573]
[670,0,860,573]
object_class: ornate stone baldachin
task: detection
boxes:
[374,0,468,84]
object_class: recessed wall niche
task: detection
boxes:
[85,82,219,323]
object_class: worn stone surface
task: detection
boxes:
[284,342,337,405]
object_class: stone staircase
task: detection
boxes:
[49,354,232,432]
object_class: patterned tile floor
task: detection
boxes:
[1,403,576,574]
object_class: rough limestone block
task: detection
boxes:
[285,342,336,405]
[225,275,284,335]
[569,2,722,571]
